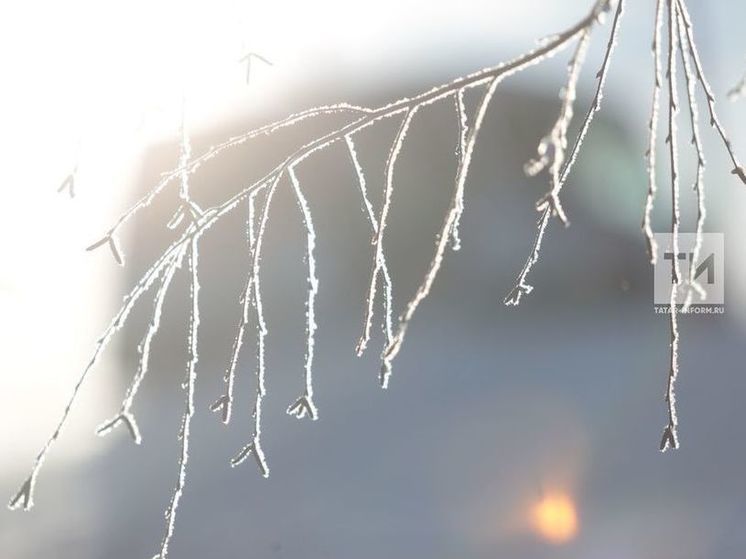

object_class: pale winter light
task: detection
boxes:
[531,490,579,544]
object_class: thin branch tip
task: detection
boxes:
[96,411,142,444]
[286,394,318,421]
[85,233,125,266]
[230,440,270,477]
[8,476,35,511]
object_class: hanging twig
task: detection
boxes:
[642,0,664,264]
[286,166,320,420]
[660,0,681,453]
[505,0,623,306]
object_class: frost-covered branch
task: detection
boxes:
[357,108,418,371]
[96,243,188,443]
[286,166,319,419]
[382,78,502,377]
[676,6,706,310]
[449,88,469,250]
[7,0,625,514]
[652,0,746,451]
[505,0,623,306]
[676,0,746,185]
[642,0,664,264]
[85,104,373,265]
[8,224,196,511]
[209,191,261,425]
[12,0,746,553]
[228,175,279,477]
[345,134,395,355]
[155,235,201,559]
[660,0,681,453]
[525,28,591,226]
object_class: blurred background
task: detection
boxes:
[2,1,746,557]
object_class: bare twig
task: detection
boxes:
[10,0,617,513]
[154,235,201,559]
[382,78,502,376]
[209,190,262,425]
[8,224,196,510]
[345,135,395,380]
[56,169,76,199]
[527,28,592,227]
[240,52,273,85]
[505,0,623,306]
[357,108,418,365]
[676,6,706,310]
[286,166,319,420]
[449,88,470,250]
[97,243,188,442]
[660,0,681,453]
[676,0,746,184]
[20,3,744,552]
[642,0,664,264]
[229,175,280,477]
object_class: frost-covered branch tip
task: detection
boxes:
[286,166,319,419]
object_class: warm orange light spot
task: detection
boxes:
[531,492,578,544]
